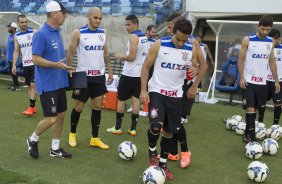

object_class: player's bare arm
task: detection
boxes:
[269,47,281,93]
[11,36,20,75]
[67,29,80,67]
[187,45,207,98]
[238,36,249,89]
[104,30,113,84]
[115,34,138,62]
[140,40,160,104]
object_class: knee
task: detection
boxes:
[162,130,173,138]
[150,122,162,134]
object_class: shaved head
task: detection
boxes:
[87,7,102,17]
[87,7,103,30]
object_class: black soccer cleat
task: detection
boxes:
[50,148,72,159]
[27,137,39,159]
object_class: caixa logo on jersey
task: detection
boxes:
[161,62,186,70]
[251,54,269,59]
[182,51,189,62]
[85,45,104,51]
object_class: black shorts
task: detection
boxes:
[23,65,35,85]
[242,83,267,109]
[72,83,107,103]
[267,81,282,104]
[149,92,182,134]
[40,88,67,117]
[117,75,141,101]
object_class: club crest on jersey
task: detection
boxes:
[182,51,189,62]
[150,108,158,118]
[98,35,104,42]
[266,44,271,51]
[277,49,281,55]
[27,34,32,40]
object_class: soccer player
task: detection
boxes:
[238,15,280,143]
[67,7,113,149]
[106,15,149,136]
[6,22,21,91]
[12,14,37,116]
[140,19,206,179]
[27,1,74,159]
[258,29,282,125]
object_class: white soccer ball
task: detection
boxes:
[118,141,137,160]
[278,126,282,136]
[235,123,246,135]
[266,126,280,140]
[143,166,166,184]
[255,127,266,140]
[262,138,279,155]
[245,142,263,160]
[257,122,266,128]
[232,115,243,122]
[226,118,239,130]
[247,161,269,182]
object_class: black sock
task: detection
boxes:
[30,99,36,108]
[178,124,188,152]
[147,128,160,150]
[159,136,172,168]
[273,106,281,125]
[115,112,124,130]
[245,113,256,140]
[130,114,139,131]
[70,108,81,133]
[91,110,101,138]
[170,134,179,155]
[186,98,194,116]
[258,106,266,123]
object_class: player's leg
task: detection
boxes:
[270,81,282,125]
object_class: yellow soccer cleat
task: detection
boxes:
[128,129,137,136]
[106,126,123,135]
[90,138,109,149]
[68,132,77,147]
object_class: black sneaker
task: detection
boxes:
[50,148,72,158]
[27,137,39,159]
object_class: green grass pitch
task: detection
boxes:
[0,79,281,184]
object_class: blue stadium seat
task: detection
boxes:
[215,57,240,105]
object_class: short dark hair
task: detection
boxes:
[259,15,273,27]
[173,19,192,35]
[17,14,27,22]
[269,28,280,39]
[146,24,156,31]
[166,13,181,22]
[125,15,138,25]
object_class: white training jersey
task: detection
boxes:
[200,43,207,60]
[267,42,282,82]
[148,36,193,98]
[15,27,34,67]
[122,30,149,77]
[76,26,106,76]
[244,33,273,85]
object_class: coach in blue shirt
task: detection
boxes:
[26,1,74,159]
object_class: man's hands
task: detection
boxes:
[115,53,126,62]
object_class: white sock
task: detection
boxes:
[30,132,39,142]
[149,147,156,152]
[160,158,167,163]
[51,139,60,150]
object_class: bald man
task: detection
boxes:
[67,7,113,149]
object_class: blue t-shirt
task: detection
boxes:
[6,33,15,62]
[32,22,68,95]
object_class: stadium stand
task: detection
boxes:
[0,0,183,25]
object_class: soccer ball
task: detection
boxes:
[235,123,246,135]
[232,115,243,122]
[143,166,166,184]
[118,141,137,160]
[226,118,239,130]
[247,161,269,182]
[255,127,266,140]
[262,138,279,155]
[245,142,263,160]
[266,126,280,140]
[257,122,266,128]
